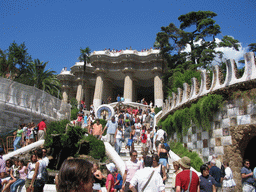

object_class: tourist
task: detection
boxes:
[199,164,217,192]
[103,116,118,146]
[93,119,103,139]
[241,159,255,192]
[171,161,182,192]
[22,124,28,147]
[117,94,121,102]
[0,148,6,179]
[13,125,24,151]
[158,143,169,171]
[113,168,123,192]
[107,96,112,104]
[122,150,143,192]
[126,125,135,152]
[140,127,147,153]
[83,113,88,128]
[222,161,236,192]
[30,149,48,192]
[42,148,49,167]
[25,154,37,192]
[57,158,94,192]
[175,156,199,192]
[10,159,27,192]
[1,159,13,190]
[2,158,19,192]
[37,119,47,140]
[106,163,115,192]
[152,154,167,185]
[146,128,152,153]
[114,125,124,155]
[26,123,35,145]
[92,163,103,192]
[155,126,167,150]
[209,160,223,192]
[129,156,165,192]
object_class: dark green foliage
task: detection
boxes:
[71,107,79,120]
[158,94,223,136]
[84,134,105,160]
[169,142,203,172]
[61,126,86,156]
[154,107,162,115]
[44,119,70,148]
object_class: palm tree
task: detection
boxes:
[78,47,91,72]
[24,59,61,97]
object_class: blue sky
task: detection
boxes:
[1,0,255,74]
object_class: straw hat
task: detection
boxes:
[178,156,191,169]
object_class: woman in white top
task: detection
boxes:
[114,125,124,155]
[30,149,47,192]
[222,161,236,192]
[171,161,182,192]
[26,154,37,192]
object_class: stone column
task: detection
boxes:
[93,69,105,110]
[153,70,163,107]
[62,88,68,103]
[76,81,84,107]
[123,69,134,103]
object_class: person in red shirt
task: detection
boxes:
[140,127,147,153]
[175,156,200,192]
[37,119,46,140]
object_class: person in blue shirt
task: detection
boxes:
[113,168,123,192]
[116,94,121,102]
[241,159,255,192]
[103,116,118,146]
[209,160,223,192]
[199,164,217,192]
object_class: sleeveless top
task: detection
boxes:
[12,165,19,178]
[116,130,122,139]
[27,162,36,179]
[36,159,47,179]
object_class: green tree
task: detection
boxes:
[78,47,91,72]
[155,11,240,97]
[248,43,256,53]
[22,58,61,97]
[0,41,32,80]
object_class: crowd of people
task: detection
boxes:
[12,119,47,151]
[0,147,49,192]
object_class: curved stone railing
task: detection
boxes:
[0,77,71,136]
[92,49,160,57]
[161,52,256,119]
[0,77,71,120]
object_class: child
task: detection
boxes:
[106,163,115,192]
[113,168,123,192]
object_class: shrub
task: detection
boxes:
[71,107,79,120]
[169,142,203,172]
[84,134,105,160]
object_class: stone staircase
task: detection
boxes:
[119,142,175,191]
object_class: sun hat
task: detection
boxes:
[106,163,115,173]
[178,156,191,169]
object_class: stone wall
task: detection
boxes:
[170,99,256,191]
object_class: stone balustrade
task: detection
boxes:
[0,77,71,135]
[161,52,256,119]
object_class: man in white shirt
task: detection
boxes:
[129,156,165,192]
[155,126,167,149]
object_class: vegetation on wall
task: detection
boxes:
[169,142,203,172]
[158,94,223,136]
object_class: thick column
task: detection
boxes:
[123,70,134,103]
[62,88,68,103]
[93,70,105,110]
[153,71,163,107]
[76,81,84,106]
